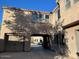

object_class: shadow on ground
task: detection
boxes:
[0,38,69,59]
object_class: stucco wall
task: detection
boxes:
[0,8,32,39]
[58,0,79,58]
[65,27,77,58]
[50,0,79,58]
[59,0,79,26]
[0,8,32,52]
[0,9,13,39]
[0,7,51,52]
[50,7,59,27]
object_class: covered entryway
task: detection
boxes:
[31,34,52,49]
[4,33,26,52]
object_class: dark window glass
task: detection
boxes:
[32,12,38,21]
[65,0,71,9]
[39,14,42,18]
[74,0,79,4]
[45,15,49,19]
[58,9,60,20]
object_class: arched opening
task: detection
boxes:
[31,34,52,50]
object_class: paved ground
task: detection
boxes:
[0,45,76,59]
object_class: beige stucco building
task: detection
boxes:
[0,7,50,39]
[50,7,59,27]
[0,7,32,51]
[50,0,79,59]
[0,7,51,52]
[1,0,79,58]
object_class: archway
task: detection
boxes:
[31,34,52,49]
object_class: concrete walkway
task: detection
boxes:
[0,45,76,59]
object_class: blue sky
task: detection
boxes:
[0,0,57,24]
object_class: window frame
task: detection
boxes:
[65,0,71,9]
[74,0,79,4]
[45,15,49,19]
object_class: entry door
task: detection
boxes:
[76,30,79,53]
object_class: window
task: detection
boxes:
[58,9,60,19]
[32,12,38,21]
[45,15,49,19]
[56,10,60,21]
[65,0,71,9]
[74,0,79,4]
[39,14,43,19]
[56,12,58,21]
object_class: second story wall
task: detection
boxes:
[0,7,31,39]
[50,7,59,26]
[59,0,79,26]
[0,7,50,39]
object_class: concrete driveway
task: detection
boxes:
[0,45,74,59]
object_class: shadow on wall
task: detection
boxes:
[0,39,30,52]
[4,41,24,52]
[0,39,5,52]
[51,31,69,58]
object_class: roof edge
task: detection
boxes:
[2,6,50,14]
